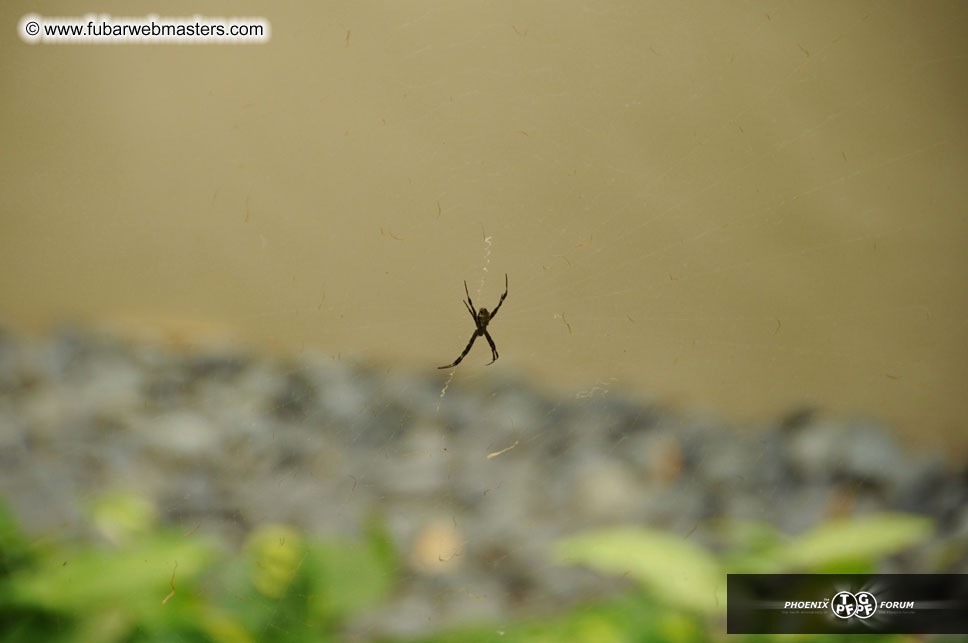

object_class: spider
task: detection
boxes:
[438,274,508,369]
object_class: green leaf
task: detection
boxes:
[244,524,305,599]
[7,533,216,619]
[553,527,723,614]
[88,491,159,546]
[304,537,395,623]
[776,512,933,571]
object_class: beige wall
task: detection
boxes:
[2,2,966,456]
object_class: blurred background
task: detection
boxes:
[1,1,966,641]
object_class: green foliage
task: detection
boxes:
[553,528,722,614]
[772,513,933,573]
[0,490,937,643]
[0,493,397,642]
[408,511,936,643]
[404,592,707,643]
[553,513,935,616]
[0,492,218,642]
[715,513,935,576]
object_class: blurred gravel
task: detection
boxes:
[0,325,965,637]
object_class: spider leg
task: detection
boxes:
[463,298,477,323]
[463,280,475,314]
[488,274,509,320]
[483,329,499,365]
[438,330,481,369]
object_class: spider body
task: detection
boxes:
[438,274,508,369]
